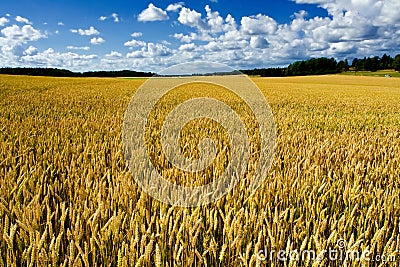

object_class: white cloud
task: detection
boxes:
[203,41,222,51]
[0,17,9,26]
[90,37,105,45]
[147,43,172,57]
[241,14,277,35]
[126,50,144,59]
[105,51,122,58]
[205,5,224,33]
[112,13,120,22]
[124,39,147,47]
[173,32,198,43]
[204,39,248,52]
[293,0,400,25]
[67,46,90,51]
[179,43,196,51]
[167,2,400,68]
[204,6,237,35]
[131,32,143,38]
[0,44,25,63]
[20,48,98,70]
[178,7,207,29]
[70,26,100,36]
[99,13,120,22]
[23,45,38,56]
[15,16,32,25]
[58,22,64,26]
[1,24,45,44]
[174,6,238,42]
[127,42,171,58]
[379,0,400,24]
[138,3,169,22]
[166,2,185,12]
[250,36,269,49]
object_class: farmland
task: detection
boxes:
[1,74,400,266]
[338,70,400,78]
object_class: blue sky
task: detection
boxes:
[0,0,399,72]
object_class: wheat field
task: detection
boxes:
[1,74,399,266]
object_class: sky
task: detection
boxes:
[0,0,399,72]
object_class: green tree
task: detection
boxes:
[394,54,400,71]
[338,59,349,72]
[381,53,393,69]
[344,59,349,71]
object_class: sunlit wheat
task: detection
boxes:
[0,74,399,266]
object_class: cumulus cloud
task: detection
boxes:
[67,46,90,51]
[20,48,98,70]
[293,0,400,25]
[205,5,225,33]
[178,7,207,29]
[124,39,146,47]
[179,43,196,51]
[105,51,122,58]
[203,41,222,51]
[127,43,171,58]
[138,3,169,22]
[70,26,100,36]
[1,24,45,44]
[174,6,237,42]
[98,13,120,22]
[173,33,197,43]
[0,17,9,26]
[23,45,38,56]
[147,43,172,57]
[241,14,277,35]
[15,16,32,25]
[126,50,144,59]
[57,22,64,26]
[131,32,143,38]
[90,37,105,45]
[169,1,400,68]
[112,13,120,22]
[250,36,269,49]
[166,2,185,12]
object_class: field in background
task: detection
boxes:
[1,74,399,266]
[339,69,400,78]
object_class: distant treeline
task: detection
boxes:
[155,70,243,77]
[0,67,154,77]
[241,53,400,77]
[351,54,400,72]
[240,67,287,77]
[1,53,400,78]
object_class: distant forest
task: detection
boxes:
[1,53,399,77]
[242,53,400,77]
[0,68,153,77]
